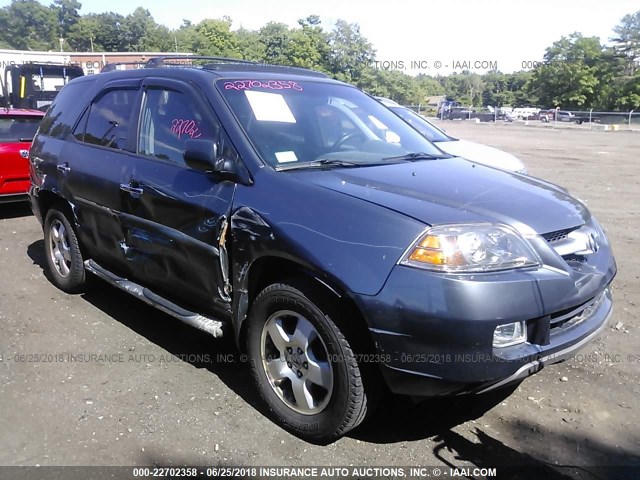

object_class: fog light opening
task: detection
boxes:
[493,321,527,348]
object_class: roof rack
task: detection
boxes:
[145,55,257,68]
[202,62,328,78]
[144,55,329,78]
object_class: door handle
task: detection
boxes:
[57,163,70,174]
[119,183,144,196]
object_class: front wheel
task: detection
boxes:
[246,281,368,443]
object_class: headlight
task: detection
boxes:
[400,223,540,273]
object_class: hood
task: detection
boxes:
[291,158,588,235]
[435,139,526,173]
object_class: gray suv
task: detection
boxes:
[28,57,616,442]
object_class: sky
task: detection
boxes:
[3,0,638,74]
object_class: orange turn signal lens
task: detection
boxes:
[408,248,445,265]
[416,235,440,249]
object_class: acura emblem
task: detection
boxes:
[586,232,599,254]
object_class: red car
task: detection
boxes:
[0,108,44,202]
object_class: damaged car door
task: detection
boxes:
[61,80,141,274]
[120,78,237,314]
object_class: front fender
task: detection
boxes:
[228,169,425,337]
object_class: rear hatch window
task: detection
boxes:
[0,116,42,142]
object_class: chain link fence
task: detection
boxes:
[401,105,640,131]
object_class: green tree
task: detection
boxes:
[195,17,240,57]
[174,20,207,54]
[0,0,58,50]
[52,0,81,40]
[71,12,127,51]
[236,27,264,60]
[481,71,515,107]
[609,11,640,109]
[67,13,100,51]
[258,22,292,65]
[327,20,375,84]
[295,15,330,71]
[528,33,605,109]
[123,7,172,51]
[441,71,484,106]
[611,11,640,75]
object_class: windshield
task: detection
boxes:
[0,116,42,142]
[217,79,446,168]
[389,106,453,143]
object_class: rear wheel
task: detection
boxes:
[43,207,87,293]
[246,281,368,443]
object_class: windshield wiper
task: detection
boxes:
[276,159,363,171]
[382,152,452,162]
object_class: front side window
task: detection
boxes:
[138,88,217,165]
[217,79,446,168]
[0,115,42,142]
[78,89,137,150]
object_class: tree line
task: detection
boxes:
[1,0,638,110]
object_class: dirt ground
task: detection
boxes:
[0,123,638,478]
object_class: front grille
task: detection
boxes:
[542,226,580,243]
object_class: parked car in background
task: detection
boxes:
[439,106,503,122]
[512,107,540,120]
[0,108,44,202]
[376,97,527,173]
[539,109,599,125]
[29,58,615,442]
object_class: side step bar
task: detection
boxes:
[84,260,224,338]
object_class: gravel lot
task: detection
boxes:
[0,123,638,477]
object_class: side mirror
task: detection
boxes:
[183,139,217,172]
[183,139,251,185]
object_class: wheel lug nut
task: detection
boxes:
[297,348,303,354]
[296,371,303,378]
[287,347,293,354]
[287,362,292,368]
[303,362,308,369]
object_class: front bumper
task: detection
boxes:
[0,192,28,204]
[352,243,616,396]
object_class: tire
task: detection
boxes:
[246,280,368,443]
[540,117,549,123]
[43,207,87,293]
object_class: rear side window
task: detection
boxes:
[0,116,42,142]
[38,78,97,139]
[76,89,137,151]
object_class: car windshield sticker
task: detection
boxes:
[275,151,298,163]
[245,90,296,123]
[223,80,303,91]
[171,119,202,139]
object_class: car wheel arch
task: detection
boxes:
[235,255,372,355]
[38,190,74,224]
